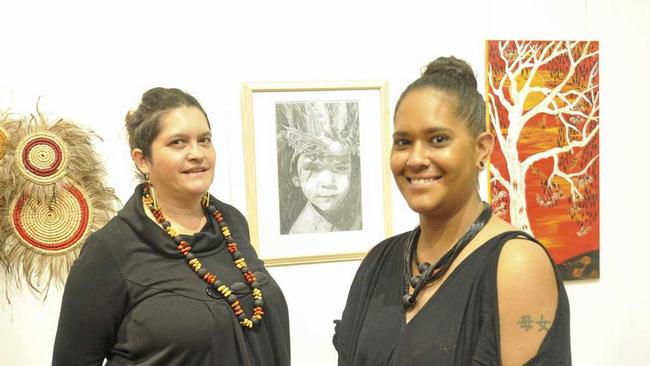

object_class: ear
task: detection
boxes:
[475,132,495,170]
[131,148,150,176]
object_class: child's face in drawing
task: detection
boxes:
[292,152,352,212]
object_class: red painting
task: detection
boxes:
[486,40,599,280]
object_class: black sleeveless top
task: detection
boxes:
[334,231,571,365]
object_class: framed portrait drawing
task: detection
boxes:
[241,81,392,266]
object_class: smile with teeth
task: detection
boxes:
[408,177,440,185]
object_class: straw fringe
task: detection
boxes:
[0,112,119,300]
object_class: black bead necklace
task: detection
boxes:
[402,202,493,308]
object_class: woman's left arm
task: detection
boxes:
[497,238,559,366]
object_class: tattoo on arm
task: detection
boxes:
[517,315,551,332]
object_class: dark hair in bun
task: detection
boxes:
[125,87,209,160]
[395,56,485,136]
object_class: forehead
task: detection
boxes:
[157,106,210,136]
[394,89,462,131]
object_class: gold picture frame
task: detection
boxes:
[241,80,392,266]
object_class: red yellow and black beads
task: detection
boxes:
[143,184,264,329]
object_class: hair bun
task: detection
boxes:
[423,56,477,89]
[124,109,139,127]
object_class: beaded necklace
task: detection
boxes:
[142,184,264,329]
[402,202,492,308]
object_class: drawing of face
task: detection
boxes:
[292,151,352,212]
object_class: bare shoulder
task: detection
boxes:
[496,227,559,365]
[482,216,558,293]
[499,238,556,282]
[497,231,558,313]
[488,216,557,283]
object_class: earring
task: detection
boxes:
[478,161,486,170]
[145,180,159,210]
[144,172,150,181]
[201,191,210,209]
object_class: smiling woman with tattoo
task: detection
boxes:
[333,57,571,365]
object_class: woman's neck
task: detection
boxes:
[417,195,484,261]
[147,185,206,234]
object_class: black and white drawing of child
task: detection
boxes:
[276,101,362,235]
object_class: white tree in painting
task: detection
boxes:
[487,40,599,236]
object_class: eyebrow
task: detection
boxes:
[303,155,352,163]
[166,131,212,139]
[392,127,454,137]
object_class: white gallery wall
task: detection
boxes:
[1,0,648,365]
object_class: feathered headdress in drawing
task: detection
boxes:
[0,111,118,297]
[278,101,360,172]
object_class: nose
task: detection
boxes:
[187,142,205,161]
[319,170,338,189]
[406,141,430,169]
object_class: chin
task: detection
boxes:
[181,183,211,196]
[405,199,443,216]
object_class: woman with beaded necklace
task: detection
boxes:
[334,57,571,365]
[53,87,290,366]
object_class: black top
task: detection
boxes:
[53,185,290,366]
[334,231,571,365]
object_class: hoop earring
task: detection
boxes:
[478,161,486,171]
[201,191,210,209]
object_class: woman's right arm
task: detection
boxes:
[52,237,128,366]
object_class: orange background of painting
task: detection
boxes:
[486,40,599,265]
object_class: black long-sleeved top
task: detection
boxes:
[334,230,571,365]
[53,185,290,366]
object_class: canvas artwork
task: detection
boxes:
[486,40,600,280]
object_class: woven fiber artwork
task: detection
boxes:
[0,113,118,296]
[0,127,7,161]
[15,131,69,185]
[10,184,92,255]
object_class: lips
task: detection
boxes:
[407,176,441,185]
[182,167,209,175]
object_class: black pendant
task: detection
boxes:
[402,293,416,307]
[206,286,222,299]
